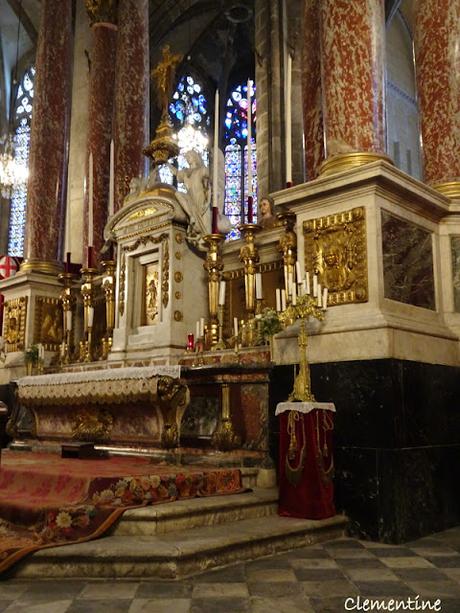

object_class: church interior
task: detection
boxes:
[0,0,459,604]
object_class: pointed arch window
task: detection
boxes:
[159,74,210,187]
[7,65,35,256]
[224,80,257,240]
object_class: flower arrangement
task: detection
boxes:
[257,307,282,344]
[24,345,39,366]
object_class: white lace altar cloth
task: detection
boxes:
[275,401,336,415]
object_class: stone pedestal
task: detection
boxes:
[106,187,208,363]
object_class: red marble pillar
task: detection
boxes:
[319,0,388,175]
[302,0,325,180]
[415,0,460,197]
[23,0,72,272]
[84,7,118,266]
[113,0,149,212]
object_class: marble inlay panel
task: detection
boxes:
[381,211,435,310]
[451,237,460,313]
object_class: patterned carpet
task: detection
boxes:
[0,527,459,612]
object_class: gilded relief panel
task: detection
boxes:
[382,211,435,310]
[34,297,63,350]
[451,237,460,313]
[143,263,159,325]
[4,296,27,352]
[303,207,368,305]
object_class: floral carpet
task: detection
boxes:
[0,451,244,575]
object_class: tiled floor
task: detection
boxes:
[1,527,459,612]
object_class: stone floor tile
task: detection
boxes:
[129,598,191,613]
[3,600,73,613]
[191,583,249,598]
[352,581,416,596]
[323,540,365,549]
[438,598,460,613]
[248,582,304,598]
[0,585,29,600]
[301,579,358,597]
[285,548,332,560]
[393,567,453,582]
[78,582,139,599]
[309,596,349,612]
[343,568,399,582]
[135,581,193,598]
[244,557,292,571]
[190,597,250,612]
[443,569,460,583]
[381,556,436,569]
[404,581,460,599]
[193,565,246,583]
[334,558,386,569]
[409,547,459,557]
[292,568,347,582]
[21,582,86,599]
[326,549,376,559]
[246,568,297,583]
[250,595,315,613]
[66,600,134,613]
[289,558,339,570]
[367,548,419,558]
[425,555,460,568]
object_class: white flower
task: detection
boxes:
[55,511,72,529]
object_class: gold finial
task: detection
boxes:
[85,0,118,26]
[151,45,183,119]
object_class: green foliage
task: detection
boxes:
[257,307,282,343]
[24,344,39,364]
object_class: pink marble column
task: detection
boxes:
[302,0,325,180]
[415,0,460,194]
[84,8,118,266]
[23,0,72,270]
[112,0,149,212]
[319,0,387,170]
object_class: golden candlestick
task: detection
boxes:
[58,270,75,364]
[213,304,227,351]
[203,233,225,348]
[211,383,241,451]
[239,223,261,318]
[279,293,325,402]
[101,258,116,360]
[277,212,297,300]
[80,266,97,363]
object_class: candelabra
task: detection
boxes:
[279,293,325,402]
[277,212,297,300]
[101,258,116,360]
[211,383,241,451]
[213,304,227,350]
[58,270,75,364]
[239,223,261,319]
[79,266,97,362]
[203,233,225,349]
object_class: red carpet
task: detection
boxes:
[0,451,244,575]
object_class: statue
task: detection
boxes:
[259,196,276,230]
[151,45,183,118]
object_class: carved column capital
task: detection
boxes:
[85,0,118,25]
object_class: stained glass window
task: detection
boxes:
[7,66,35,256]
[224,81,257,240]
[159,74,210,186]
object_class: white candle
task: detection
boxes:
[88,152,94,247]
[218,280,226,306]
[200,317,205,338]
[323,287,328,310]
[213,89,219,206]
[66,310,72,331]
[255,273,262,300]
[292,283,297,306]
[285,53,292,185]
[276,288,281,312]
[88,306,94,328]
[108,139,114,217]
[288,272,293,297]
[305,271,310,295]
[281,289,286,311]
[196,320,200,340]
[313,274,318,297]
[295,261,301,284]
[247,79,253,198]
[233,317,239,337]
[317,283,322,307]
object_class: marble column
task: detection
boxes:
[84,2,118,265]
[112,0,149,212]
[319,0,389,175]
[302,0,324,180]
[415,0,460,199]
[22,0,72,273]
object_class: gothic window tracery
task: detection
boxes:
[8,65,35,256]
[224,80,257,240]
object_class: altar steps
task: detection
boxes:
[9,488,347,579]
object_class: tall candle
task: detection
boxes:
[66,310,72,331]
[323,287,328,310]
[295,261,301,284]
[313,274,318,297]
[200,317,205,338]
[317,283,322,307]
[291,283,297,306]
[64,198,70,257]
[255,273,262,299]
[213,89,219,208]
[285,53,292,186]
[233,317,239,337]
[88,151,94,247]
[108,139,114,218]
[305,271,310,294]
[218,280,226,306]
[276,288,281,312]
[196,320,200,340]
[281,289,286,311]
[88,306,94,328]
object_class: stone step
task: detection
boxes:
[111,488,278,536]
[11,514,348,579]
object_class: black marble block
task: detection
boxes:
[271,359,460,544]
